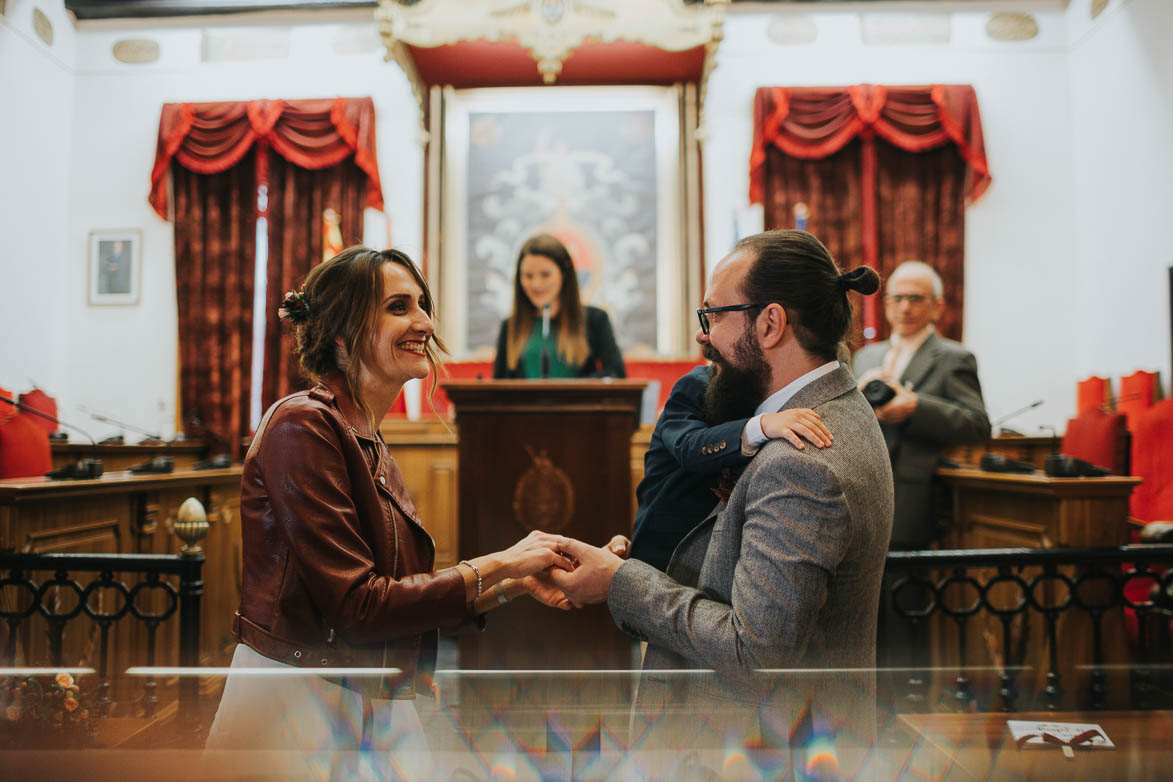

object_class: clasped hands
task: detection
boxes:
[505,531,631,611]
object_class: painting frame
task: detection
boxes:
[429,85,700,359]
[87,229,142,306]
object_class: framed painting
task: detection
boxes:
[431,85,699,359]
[88,229,141,306]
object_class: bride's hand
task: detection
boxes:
[492,530,574,580]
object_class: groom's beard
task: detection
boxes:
[702,330,771,427]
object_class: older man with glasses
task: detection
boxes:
[853,260,990,552]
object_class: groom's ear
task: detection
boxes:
[758,303,787,349]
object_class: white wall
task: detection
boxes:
[0,0,75,404]
[55,12,423,438]
[704,8,1079,434]
[1067,0,1173,399]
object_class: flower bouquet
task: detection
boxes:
[1,672,100,749]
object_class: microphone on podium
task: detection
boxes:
[0,395,104,480]
[539,304,551,379]
[1038,424,1112,477]
[992,399,1044,436]
[979,399,1044,473]
[79,406,165,445]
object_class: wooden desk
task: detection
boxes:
[899,710,1173,781]
[936,467,1140,549]
[50,441,206,471]
[930,468,1142,708]
[947,435,1054,470]
[0,468,243,708]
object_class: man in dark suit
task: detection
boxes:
[630,364,830,571]
[853,260,990,550]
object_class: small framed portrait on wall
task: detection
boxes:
[88,229,141,305]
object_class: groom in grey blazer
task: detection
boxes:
[548,231,894,753]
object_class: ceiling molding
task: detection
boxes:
[377,0,729,85]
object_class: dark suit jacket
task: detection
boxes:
[492,305,626,379]
[630,366,749,571]
[853,331,989,547]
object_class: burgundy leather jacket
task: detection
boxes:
[234,372,473,698]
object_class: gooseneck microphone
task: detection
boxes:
[992,399,1044,436]
[539,304,551,379]
[978,399,1045,473]
[79,405,164,444]
[0,395,104,480]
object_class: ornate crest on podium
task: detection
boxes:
[512,447,574,533]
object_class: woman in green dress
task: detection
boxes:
[493,234,626,379]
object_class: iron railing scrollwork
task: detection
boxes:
[0,551,204,730]
[882,544,1173,712]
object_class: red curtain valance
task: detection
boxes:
[749,85,991,206]
[149,97,384,218]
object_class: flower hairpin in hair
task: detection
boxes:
[278,289,311,323]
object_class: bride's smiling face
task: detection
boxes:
[365,261,434,391]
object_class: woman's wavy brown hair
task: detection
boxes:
[287,246,446,425]
[504,234,589,371]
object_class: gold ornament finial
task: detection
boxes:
[174,497,209,556]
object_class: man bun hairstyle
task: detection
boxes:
[736,229,879,361]
[838,266,881,295]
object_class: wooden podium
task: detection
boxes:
[445,379,646,671]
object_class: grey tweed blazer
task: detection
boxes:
[608,364,894,703]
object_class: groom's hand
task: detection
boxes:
[520,573,572,611]
[548,538,624,607]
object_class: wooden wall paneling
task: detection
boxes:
[0,469,242,714]
[199,482,243,665]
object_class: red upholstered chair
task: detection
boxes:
[624,359,707,415]
[18,388,58,434]
[1123,398,1173,642]
[432,361,494,419]
[1060,407,1128,474]
[1119,370,1161,426]
[0,385,53,479]
[1076,375,1112,415]
[1130,399,1173,525]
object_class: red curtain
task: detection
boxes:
[262,156,366,408]
[150,97,383,219]
[153,97,384,451]
[750,85,990,342]
[873,141,968,342]
[172,151,258,457]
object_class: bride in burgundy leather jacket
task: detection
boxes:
[205,247,575,772]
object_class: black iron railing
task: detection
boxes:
[882,544,1173,712]
[0,550,204,728]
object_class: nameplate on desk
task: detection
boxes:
[1008,720,1115,752]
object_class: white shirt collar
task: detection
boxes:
[889,323,935,353]
[754,360,840,416]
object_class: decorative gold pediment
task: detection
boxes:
[377,0,729,85]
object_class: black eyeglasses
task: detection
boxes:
[885,293,930,305]
[696,303,764,335]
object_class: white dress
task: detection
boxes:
[204,643,433,781]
